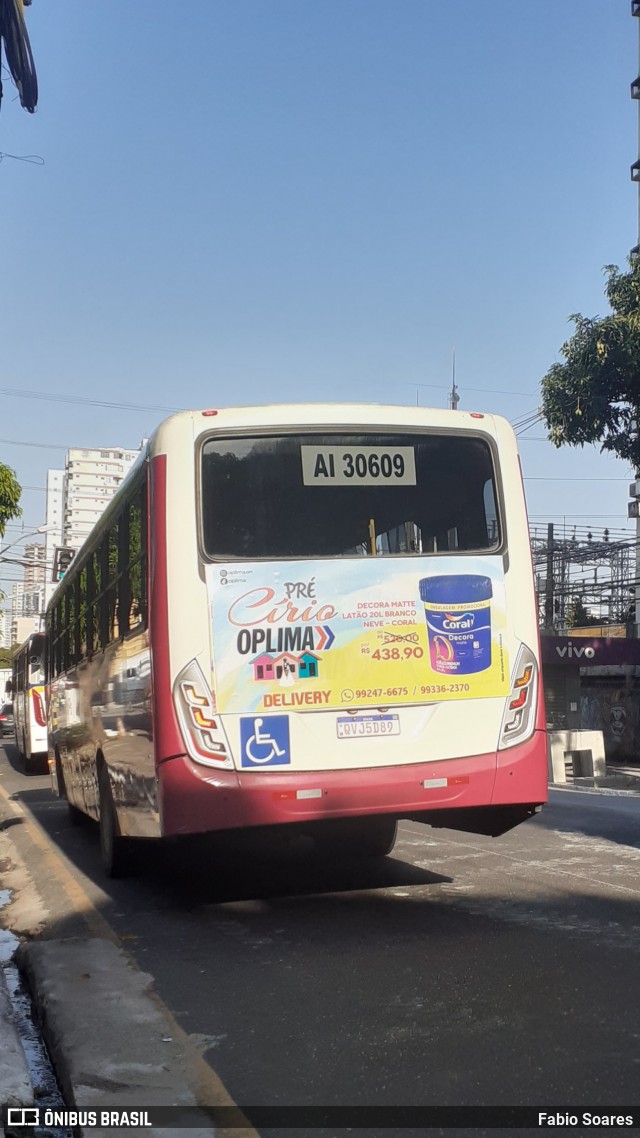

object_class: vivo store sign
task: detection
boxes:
[542,637,640,667]
[556,643,596,660]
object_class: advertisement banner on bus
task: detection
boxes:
[208,558,510,714]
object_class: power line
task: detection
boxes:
[0,387,183,414]
[524,476,629,482]
[0,438,69,450]
[409,383,536,397]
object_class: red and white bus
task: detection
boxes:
[46,404,547,875]
[12,633,47,773]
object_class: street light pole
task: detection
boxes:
[0,524,49,561]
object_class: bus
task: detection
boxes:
[12,632,47,773]
[46,404,547,876]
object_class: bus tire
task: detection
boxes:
[67,802,86,826]
[22,736,34,774]
[98,766,132,878]
[55,754,84,824]
[313,817,398,859]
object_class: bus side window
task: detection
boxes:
[126,478,147,634]
[59,593,68,673]
[107,521,120,643]
[67,583,77,668]
[98,536,110,649]
[86,555,95,657]
[93,545,105,652]
[52,603,60,678]
[118,504,131,637]
[78,564,89,657]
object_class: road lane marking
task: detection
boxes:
[401,821,640,897]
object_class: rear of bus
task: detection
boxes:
[12,634,47,773]
[151,405,547,849]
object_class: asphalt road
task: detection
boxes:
[1,740,640,1138]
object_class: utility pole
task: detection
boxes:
[544,523,555,631]
[630,3,640,633]
[448,347,460,410]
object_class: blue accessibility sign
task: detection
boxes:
[240,716,291,767]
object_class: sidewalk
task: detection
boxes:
[1,938,218,1137]
[558,760,640,795]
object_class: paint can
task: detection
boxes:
[419,574,492,675]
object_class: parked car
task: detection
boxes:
[0,703,14,737]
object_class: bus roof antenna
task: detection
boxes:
[448,347,460,410]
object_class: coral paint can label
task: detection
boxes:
[419,575,492,675]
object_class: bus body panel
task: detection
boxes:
[157,729,547,837]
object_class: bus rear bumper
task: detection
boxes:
[158,729,548,836]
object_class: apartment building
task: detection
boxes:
[10,581,42,645]
[63,445,141,549]
[44,468,65,607]
[24,543,46,591]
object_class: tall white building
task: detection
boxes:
[22,543,46,623]
[24,543,45,590]
[12,615,41,646]
[0,609,9,649]
[45,469,65,606]
[10,582,40,644]
[63,446,141,550]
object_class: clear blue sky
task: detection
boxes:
[0,0,637,589]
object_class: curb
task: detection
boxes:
[0,963,33,1129]
[549,783,640,798]
[16,938,217,1138]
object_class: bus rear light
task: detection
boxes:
[274,789,323,801]
[498,645,538,750]
[33,688,46,727]
[514,665,533,688]
[192,707,217,730]
[181,683,208,707]
[508,688,527,711]
[174,661,233,769]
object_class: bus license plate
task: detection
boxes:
[336,715,400,739]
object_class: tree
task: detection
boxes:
[0,463,22,602]
[565,598,599,629]
[0,463,22,542]
[540,253,640,471]
[0,646,18,669]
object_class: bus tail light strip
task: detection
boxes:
[32,688,46,728]
[498,644,538,750]
[173,660,234,769]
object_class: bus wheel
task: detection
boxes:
[22,737,35,775]
[98,766,132,878]
[67,802,86,827]
[313,817,398,859]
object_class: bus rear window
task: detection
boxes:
[201,432,501,560]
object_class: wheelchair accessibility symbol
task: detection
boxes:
[240,716,291,767]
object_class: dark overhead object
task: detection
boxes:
[0,0,38,113]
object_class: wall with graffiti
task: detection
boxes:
[579,678,640,759]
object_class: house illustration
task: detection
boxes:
[252,654,276,681]
[298,652,320,679]
[273,653,299,680]
[251,651,322,683]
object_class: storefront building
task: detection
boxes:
[541,635,640,760]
